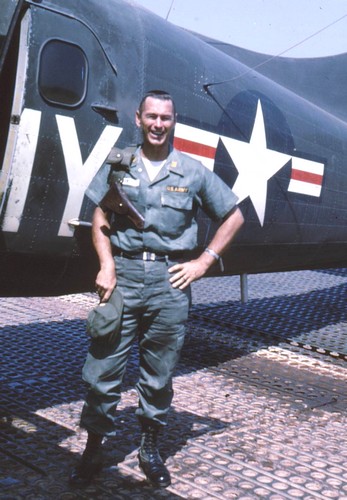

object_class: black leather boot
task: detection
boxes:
[69,432,104,487]
[138,423,171,488]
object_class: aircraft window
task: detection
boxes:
[38,40,87,107]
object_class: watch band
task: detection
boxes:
[204,247,220,261]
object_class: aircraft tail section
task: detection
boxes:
[197,33,347,124]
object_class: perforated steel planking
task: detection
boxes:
[1,269,347,498]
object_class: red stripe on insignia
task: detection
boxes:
[174,137,216,159]
[291,169,323,186]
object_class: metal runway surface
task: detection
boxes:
[1,269,347,499]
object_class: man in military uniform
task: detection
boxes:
[70,90,244,488]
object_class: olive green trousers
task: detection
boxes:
[80,256,191,436]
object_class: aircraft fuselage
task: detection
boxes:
[1,0,347,295]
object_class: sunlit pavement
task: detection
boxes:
[1,269,347,499]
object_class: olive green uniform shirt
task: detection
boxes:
[85,148,238,253]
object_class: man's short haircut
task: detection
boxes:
[138,90,176,115]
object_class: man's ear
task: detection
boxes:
[135,109,141,127]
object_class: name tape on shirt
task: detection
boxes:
[167,186,189,193]
[122,178,140,187]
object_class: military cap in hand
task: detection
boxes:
[86,288,123,340]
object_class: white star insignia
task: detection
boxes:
[221,100,292,226]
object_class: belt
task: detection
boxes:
[113,247,186,262]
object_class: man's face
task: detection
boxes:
[136,97,176,150]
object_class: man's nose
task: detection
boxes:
[154,117,163,127]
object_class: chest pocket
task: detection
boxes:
[161,192,193,210]
[121,183,140,202]
[158,192,194,236]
